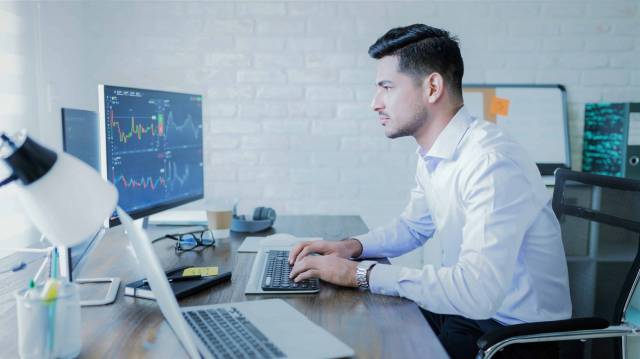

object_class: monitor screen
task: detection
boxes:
[61,108,103,279]
[98,85,204,227]
[62,108,101,170]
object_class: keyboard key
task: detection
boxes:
[183,307,284,358]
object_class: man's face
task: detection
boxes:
[371,56,428,139]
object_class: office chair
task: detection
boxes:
[476,168,640,359]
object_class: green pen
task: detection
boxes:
[23,279,36,299]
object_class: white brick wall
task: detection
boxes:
[9,1,640,264]
[0,2,41,251]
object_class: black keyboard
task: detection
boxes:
[261,250,320,292]
[184,307,285,359]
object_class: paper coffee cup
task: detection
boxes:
[206,199,235,239]
[206,210,232,239]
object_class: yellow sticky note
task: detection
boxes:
[490,96,510,116]
[183,266,219,277]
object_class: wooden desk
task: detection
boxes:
[0,215,448,358]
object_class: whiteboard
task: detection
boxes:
[463,84,570,175]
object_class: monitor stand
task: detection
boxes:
[141,214,205,231]
[58,227,120,307]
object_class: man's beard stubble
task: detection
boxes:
[386,105,429,139]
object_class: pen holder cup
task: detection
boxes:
[15,282,82,359]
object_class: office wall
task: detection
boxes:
[0,2,41,251]
[2,1,639,267]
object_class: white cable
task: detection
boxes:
[1,234,52,253]
[32,248,53,285]
[0,247,52,253]
[33,257,49,284]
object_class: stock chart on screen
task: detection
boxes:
[99,85,204,225]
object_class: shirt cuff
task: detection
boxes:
[368,263,402,296]
[353,232,382,258]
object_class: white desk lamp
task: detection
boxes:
[0,130,120,304]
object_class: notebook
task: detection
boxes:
[124,265,231,300]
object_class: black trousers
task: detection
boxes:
[421,309,559,359]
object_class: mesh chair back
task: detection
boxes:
[552,169,640,327]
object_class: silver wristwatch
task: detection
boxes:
[356,261,377,290]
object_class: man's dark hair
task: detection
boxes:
[369,24,464,98]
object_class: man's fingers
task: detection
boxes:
[288,241,310,264]
[294,246,314,264]
[294,269,320,283]
[293,240,325,264]
[289,259,306,279]
[289,256,318,279]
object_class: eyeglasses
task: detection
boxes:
[165,229,215,252]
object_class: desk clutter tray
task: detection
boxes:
[125,265,231,300]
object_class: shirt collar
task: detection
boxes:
[417,105,474,162]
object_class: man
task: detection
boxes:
[288,24,571,359]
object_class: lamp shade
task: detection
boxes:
[18,152,117,247]
[2,131,117,247]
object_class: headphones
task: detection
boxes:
[230,204,277,233]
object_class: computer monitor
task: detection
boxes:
[62,108,101,171]
[98,85,204,227]
[61,108,103,280]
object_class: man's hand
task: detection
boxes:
[288,238,363,265]
[289,255,358,287]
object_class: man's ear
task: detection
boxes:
[423,72,444,104]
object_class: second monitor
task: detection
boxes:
[98,85,204,227]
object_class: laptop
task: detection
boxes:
[117,208,354,358]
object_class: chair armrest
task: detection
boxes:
[477,317,609,350]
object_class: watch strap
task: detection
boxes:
[356,260,376,290]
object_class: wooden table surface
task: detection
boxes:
[0,215,448,358]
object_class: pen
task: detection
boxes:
[168,275,204,282]
[142,275,204,286]
[24,279,36,299]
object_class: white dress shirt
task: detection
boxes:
[356,106,571,325]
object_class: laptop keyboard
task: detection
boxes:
[184,307,285,359]
[261,250,320,292]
